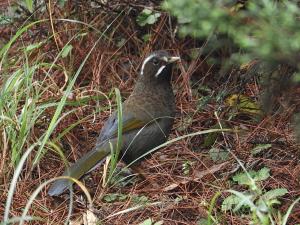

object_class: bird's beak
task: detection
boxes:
[167,56,180,63]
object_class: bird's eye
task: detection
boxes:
[152,58,159,65]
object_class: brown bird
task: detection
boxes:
[48,50,180,196]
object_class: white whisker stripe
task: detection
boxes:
[155,65,166,77]
[140,53,157,75]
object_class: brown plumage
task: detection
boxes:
[48,50,180,196]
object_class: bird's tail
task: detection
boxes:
[48,142,112,196]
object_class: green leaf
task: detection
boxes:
[263,188,287,201]
[257,188,288,208]
[209,148,229,162]
[256,167,270,181]
[0,15,12,25]
[132,195,149,205]
[221,194,241,211]
[233,167,270,186]
[58,0,67,7]
[142,34,151,42]
[177,15,191,24]
[139,218,153,225]
[222,191,255,212]
[143,8,153,15]
[25,42,44,52]
[146,15,156,25]
[256,188,287,213]
[292,72,300,82]
[103,193,127,203]
[136,8,161,27]
[103,193,118,203]
[61,44,73,58]
[232,172,252,186]
[108,88,123,182]
[202,123,225,147]
[25,0,33,13]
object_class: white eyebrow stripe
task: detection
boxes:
[140,53,157,75]
[155,65,166,77]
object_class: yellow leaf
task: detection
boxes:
[225,94,262,116]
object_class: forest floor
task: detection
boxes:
[0,1,299,225]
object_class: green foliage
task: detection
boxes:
[142,34,151,42]
[136,8,161,27]
[132,195,149,205]
[221,194,243,211]
[1,13,121,224]
[202,123,225,148]
[256,188,288,210]
[58,0,68,7]
[163,0,300,67]
[233,167,270,187]
[221,168,288,224]
[107,88,123,183]
[103,193,127,203]
[164,1,300,137]
[0,63,44,166]
[61,44,73,58]
[293,73,300,82]
[209,148,229,162]
[24,0,33,12]
[0,14,13,25]
[24,41,45,52]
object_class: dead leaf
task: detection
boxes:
[70,210,99,225]
[83,210,98,225]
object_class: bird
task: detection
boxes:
[48,50,180,196]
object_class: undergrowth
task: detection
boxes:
[0,1,299,224]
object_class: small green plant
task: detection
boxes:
[136,8,161,27]
[107,88,123,184]
[221,167,288,225]
[132,194,149,205]
[103,193,127,203]
[209,148,229,162]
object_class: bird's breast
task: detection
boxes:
[125,90,175,122]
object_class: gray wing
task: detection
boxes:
[97,110,142,143]
[98,111,118,142]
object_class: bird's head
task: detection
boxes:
[140,50,180,82]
